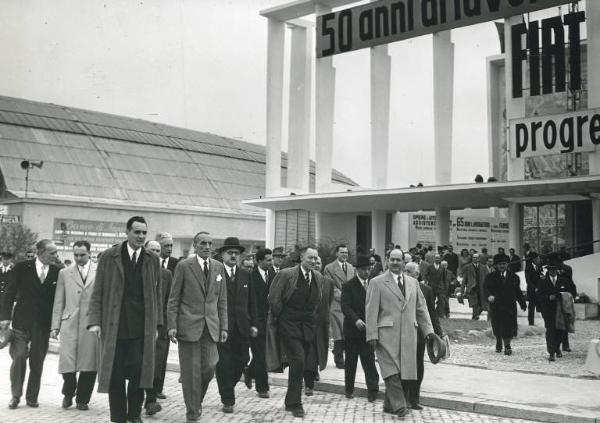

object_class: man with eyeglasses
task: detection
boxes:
[87,216,162,423]
[167,231,227,422]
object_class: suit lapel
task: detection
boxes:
[112,245,125,282]
[190,258,207,295]
[70,266,85,289]
[383,271,403,301]
[27,261,41,291]
[208,258,219,295]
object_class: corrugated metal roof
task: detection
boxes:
[0,95,356,215]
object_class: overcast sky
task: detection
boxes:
[0,0,509,187]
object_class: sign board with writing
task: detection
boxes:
[409,213,509,252]
[53,218,126,254]
[317,0,572,57]
[0,215,20,224]
[509,108,600,159]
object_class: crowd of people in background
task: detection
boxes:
[0,221,579,422]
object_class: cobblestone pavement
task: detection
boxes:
[0,352,544,423]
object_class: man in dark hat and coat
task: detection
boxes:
[214,237,258,414]
[537,254,577,361]
[340,255,379,401]
[524,252,542,326]
[484,254,526,355]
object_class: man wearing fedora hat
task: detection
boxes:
[341,255,379,402]
[271,247,287,273]
[214,237,258,413]
[484,254,527,356]
[537,253,577,361]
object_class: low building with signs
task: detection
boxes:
[0,95,355,259]
[245,0,600,298]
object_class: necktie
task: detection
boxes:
[398,276,405,296]
[131,251,137,265]
[203,260,209,279]
[305,271,311,286]
[342,262,347,275]
[79,266,87,284]
[39,266,47,283]
[162,258,167,269]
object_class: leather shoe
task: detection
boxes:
[156,392,166,399]
[367,392,377,402]
[8,397,19,409]
[345,392,354,399]
[495,348,502,353]
[222,404,234,413]
[292,408,305,418]
[145,402,162,415]
[257,391,270,398]
[556,351,563,358]
[305,387,313,396]
[76,403,89,411]
[62,395,73,409]
[397,407,411,417]
[410,403,423,410]
[243,366,252,389]
[26,401,39,408]
[563,347,572,352]
[548,354,556,362]
[504,349,512,356]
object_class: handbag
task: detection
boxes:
[584,339,600,374]
[0,326,13,349]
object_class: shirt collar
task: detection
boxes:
[196,255,209,267]
[126,243,141,260]
[35,258,47,270]
[258,267,267,278]
[224,264,236,275]
[78,261,90,271]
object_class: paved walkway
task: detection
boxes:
[0,352,541,423]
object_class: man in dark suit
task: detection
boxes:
[143,240,173,416]
[508,248,521,274]
[484,254,526,356]
[524,252,542,326]
[422,254,448,318]
[167,231,228,422]
[215,237,258,414]
[0,252,14,317]
[443,245,459,277]
[246,248,275,397]
[267,247,323,418]
[341,255,379,401]
[88,217,162,423]
[403,262,444,409]
[537,255,577,361]
[157,232,179,275]
[1,240,60,409]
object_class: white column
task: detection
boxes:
[266,18,285,195]
[287,24,312,193]
[435,207,450,247]
[432,31,454,185]
[593,199,600,253]
[504,16,525,181]
[508,202,521,252]
[391,211,409,250]
[587,0,600,174]
[371,45,391,189]
[265,209,276,248]
[315,4,336,192]
[371,210,386,260]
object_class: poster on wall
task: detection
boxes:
[408,213,509,252]
[53,218,126,256]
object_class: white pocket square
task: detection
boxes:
[216,274,223,282]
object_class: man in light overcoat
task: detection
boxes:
[460,253,489,320]
[366,249,433,418]
[323,244,355,369]
[167,231,228,422]
[51,240,99,411]
[87,216,162,423]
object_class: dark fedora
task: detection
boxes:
[492,253,510,265]
[426,333,447,364]
[272,247,287,257]
[355,255,371,269]
[218,237,245,254]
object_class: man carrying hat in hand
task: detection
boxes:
[215,237,258,414]
[484,254,527,356]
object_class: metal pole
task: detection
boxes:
[25,166,29,198]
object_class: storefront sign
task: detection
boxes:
[409,213,509,252]
[0,215,20,224]
[509,108,600,159]
[53,218,126,254]
[317,0,572,57]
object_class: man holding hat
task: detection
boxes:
[537,254,577,361]
[341,255,379,401]
[215,237,258,414]
[484,254,527,355]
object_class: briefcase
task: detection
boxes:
[584,339,600,374]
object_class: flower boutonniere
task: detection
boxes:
[216,274,223,283]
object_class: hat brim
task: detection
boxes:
[218,245,245,254]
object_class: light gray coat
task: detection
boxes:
[52,263,100,373]
[365,270,433,380]
[323,260,355,341]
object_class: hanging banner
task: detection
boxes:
[53,218,126,254]
[317,0,572,57]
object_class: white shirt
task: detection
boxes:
[301,266,311,284]
[224,264,236,278]
[197,256,210,271]
[258,267,268,283]
[0,264,11,273]
[392,272,403,287]
[126,244,142,263]
[35,258,49,282]
[161,257,169,269]
[338,260,347,270]
[78,261,90,281]
[358,276,368,290]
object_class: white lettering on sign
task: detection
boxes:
[509,109,600,159]
[317,0,573,58]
